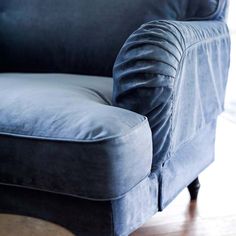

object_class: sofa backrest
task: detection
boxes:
[0,0,228,77]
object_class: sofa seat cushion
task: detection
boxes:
[0,73,153,200]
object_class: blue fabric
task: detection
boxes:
[113,20,230,171]
[159,120,217,209]
[0,184,115,236]
[0,120,216,236]
[0,1,231,235]
[113,19,230,212]
[0,0,227,76]
[0,73,153,200]
[0,173,159,236]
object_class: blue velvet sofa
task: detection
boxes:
[0,0,230,235]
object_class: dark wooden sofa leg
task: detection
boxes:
[187,177,200,201]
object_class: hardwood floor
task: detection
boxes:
[0,115,236,236]
[0,214,73,236]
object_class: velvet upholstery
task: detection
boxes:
[0,0,228,76]
[0,120,216,236]
[0,73,152,200]
[113,19,230,210]
[0,0,230,235]
[113,19,230,188]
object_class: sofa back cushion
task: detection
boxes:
[0,0,227,76]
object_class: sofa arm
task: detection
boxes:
[112,20,230,169]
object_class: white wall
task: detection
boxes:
[224,0,236,121]
[228,0,236,33]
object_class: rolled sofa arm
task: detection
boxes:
[113,20,230,170]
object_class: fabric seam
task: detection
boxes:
[0,116,149,144]
[0,171,152,202]
[171,30,229,157]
